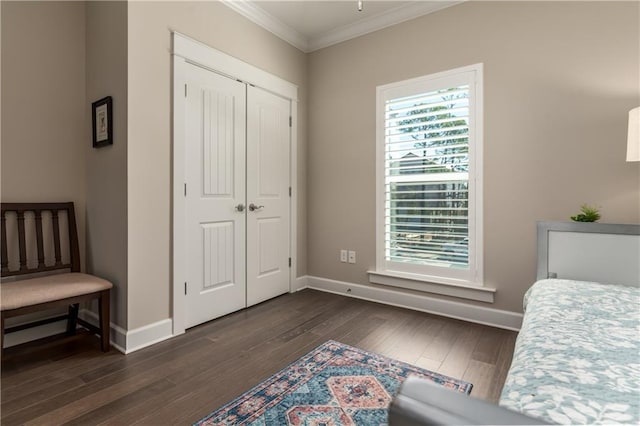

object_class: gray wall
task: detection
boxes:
[1,1,87,269]
[85,1,128,328]
[307,1,640,313]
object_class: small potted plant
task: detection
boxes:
[570,204,601,222]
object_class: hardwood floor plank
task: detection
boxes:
[1,338,217,424]
[462,359,497,401]
[101,300,358,425]
[419,318,466,362]
[1,289,517,425]
[322,308,388,348]
[1,377,86,415]
[471,328,510,364]
[486,330,518,402]
[381,315,447,365]
[414,356,442,372]
[436,323,484,379]
[62,378,175,426]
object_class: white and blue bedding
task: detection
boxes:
[499,279,640,425]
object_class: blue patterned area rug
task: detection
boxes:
[194,340,472,425]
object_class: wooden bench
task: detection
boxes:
[1,202,112,356]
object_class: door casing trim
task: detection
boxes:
[172,32,299,336]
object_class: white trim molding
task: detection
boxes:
[172,32,298,101]
[221,1,463,53]
[80,310,173,354]
[289,100,300,298]
[125,319,173,354]
[221,0,308,52]
[2,311,131,354]
[292,275,309,292]
[2,317,67,348]
[306,276,522,331]
[308,1,464,52]
[368,270,495,303]
[375,63,484,291]
[79,309,127,353]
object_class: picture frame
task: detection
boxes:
[92,96,113,148]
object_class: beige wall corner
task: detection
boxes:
[86,1,128,329]
[307,1,640,313]
[127,1,308,329]
[1,1,87,269]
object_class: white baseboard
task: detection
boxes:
[291,275,309,292]
[125,318,173,354]
[2,318,67,348]
[306,275,523,331]
[79,310,173,354]
[79,309,127,353]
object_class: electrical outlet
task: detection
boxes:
[340,250,348,263]
[348,250,356,264]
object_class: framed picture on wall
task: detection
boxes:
[92,96,113,148]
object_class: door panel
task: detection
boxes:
[202,221,234,289]
[246,86,291,306]
[185,63,246,328]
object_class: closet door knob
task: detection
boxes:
[248,203,264,212]
[235,204,245,212]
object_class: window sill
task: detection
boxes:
[367,270,495,303]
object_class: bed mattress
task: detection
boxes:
[499,279,640,424]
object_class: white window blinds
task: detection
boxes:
[385,86,470,268]
[376,65,482,285]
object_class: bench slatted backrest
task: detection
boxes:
[1,202,80,277]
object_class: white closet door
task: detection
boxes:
[185,63,247,328]
[246,86,291,306]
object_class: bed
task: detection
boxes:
[389,221,640,425]
[499,279,639,424]
[499,222,640,425]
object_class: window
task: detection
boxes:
[375,64,483,288]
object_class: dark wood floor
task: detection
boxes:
[1,289,517,425]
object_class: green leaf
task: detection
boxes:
[570,204,601,222]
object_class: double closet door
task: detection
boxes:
[184,63,291,329]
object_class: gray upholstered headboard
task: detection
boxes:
[537,221,640,286]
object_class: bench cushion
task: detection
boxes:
[1,273,112,311]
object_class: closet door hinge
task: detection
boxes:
[184,183,187,197]
[289,187,292,197]
[184,84,187,97]
[289,116,292,127]
[288,258,292,268]
[184,282,187,295]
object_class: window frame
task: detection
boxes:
[374,63,484,289]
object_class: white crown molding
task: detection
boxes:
[221,1,463,53]
[308,1,464,52]
[221,0,310,52]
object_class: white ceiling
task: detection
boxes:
[222,1,462,52]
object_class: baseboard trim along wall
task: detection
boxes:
[4,311,175,354]
[2,317,68,348]
[80,310,173,354]
[2,312,127,352]
[302,275,523,331]
[292,275,309,292]
[79,309,127,353]
[125,318,174,354]
[4,276,518,351]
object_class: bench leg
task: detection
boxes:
[98,290,110,352]
[67,303,79,335]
